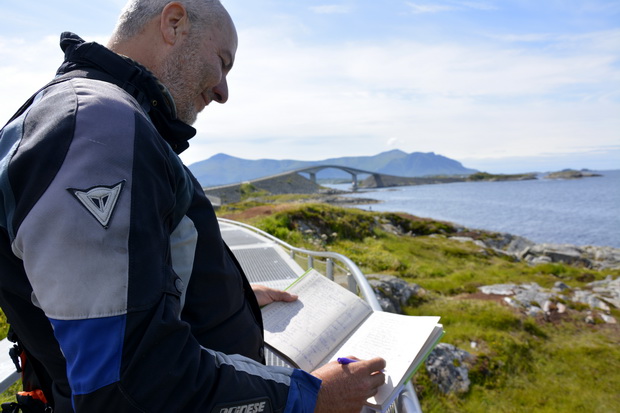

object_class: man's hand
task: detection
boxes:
[251,284,298,307]
[312,357,386,413]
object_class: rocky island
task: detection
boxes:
[544,169,602,179]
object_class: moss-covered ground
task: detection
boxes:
[221,200,620,413]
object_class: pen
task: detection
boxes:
[337,357,359,365]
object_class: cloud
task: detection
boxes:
[404,0,497,14]
[0,34,110,123]
[578,0,620,14]
[455,1,498,11]
[309,5,352,14]
[2,2,617,171]
[178,23,619,165]
[405,3,458,14]
[0,36,64,120]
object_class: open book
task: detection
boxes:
[261,269,444,412]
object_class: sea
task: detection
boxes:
[327,170,620,249]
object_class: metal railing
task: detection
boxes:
[218,218,423,413]
[218,217,382,310]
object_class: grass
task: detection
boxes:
[411,284,620,412]
[223,201,620,412]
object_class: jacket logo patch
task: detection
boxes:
[68,181,126,228]
[212,398,272,413]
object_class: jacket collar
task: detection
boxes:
[56,32,196,154]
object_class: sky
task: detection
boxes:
[1,0,619,173]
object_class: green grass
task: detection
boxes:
[223,201,620,413]
[405,295,620,412]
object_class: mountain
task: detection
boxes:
[379,152,478,177]
[188,150,477,187]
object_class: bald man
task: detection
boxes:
[0,1,385,412]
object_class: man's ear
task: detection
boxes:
[160,2,190,45]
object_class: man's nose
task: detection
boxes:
[212,77,229,104]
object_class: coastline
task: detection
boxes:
[328,170,620,250]
[308,194,620,271]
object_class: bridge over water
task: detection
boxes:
[293,165,385,190]
[203,165,464,205]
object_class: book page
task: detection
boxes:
[262,269,372,371]
[326,313,442,409]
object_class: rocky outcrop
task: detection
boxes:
[367,274,424,314]
[422,277,619,395]
[425,343,473,394]
[451,232,620,270]
[479,276,619,324]
[204,172,325,204]
[515,243,620,270]
[359,175,464,189]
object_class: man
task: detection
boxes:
[0,0,385,412]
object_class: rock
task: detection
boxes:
[529,256,553,265]
[479,284,520,296]
[526,306,544,317]
[479,276,620,323]
[368,275,423,314]
[480,235,620,270]
[425,343,472,394]
[599,313,617,324]
[449,236,486,249]
[380,223,402,235]
[525,244,592,267]
[374,296,398,313]
[483,233,535,257]
[513,283,552,308]
[583,247,620,270]
[503,297,519,308]
[553,282,570,292]
[450,236,472,243]
[586,275,620,309]
[573,290,611,312]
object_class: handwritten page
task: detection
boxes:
[261,269,444,412]
[327,312,442,408]
[262,269,372,371]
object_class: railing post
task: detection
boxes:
[326,258,334,281]
[347,273,357,294]
[290,250,295,260]
[307,255,314,269]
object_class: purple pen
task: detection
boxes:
[337,357,359,365]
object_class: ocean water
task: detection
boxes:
[331,170,620,248]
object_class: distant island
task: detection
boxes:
[544,169,602,179]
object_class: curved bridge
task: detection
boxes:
[293,165,384,190]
